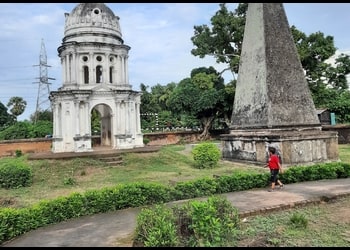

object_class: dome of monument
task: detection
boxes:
[63,3,123,43]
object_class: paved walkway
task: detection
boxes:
[2,178,350,247]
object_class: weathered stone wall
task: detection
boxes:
[221,128,339,166]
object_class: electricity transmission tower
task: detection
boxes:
[33,39,55,123]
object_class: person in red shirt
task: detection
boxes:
[265,146,284,192]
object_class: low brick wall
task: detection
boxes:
[143,131,204,146]
[0,138,52,157]
[0,132,204,158]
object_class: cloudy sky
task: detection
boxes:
[0,3,350,121]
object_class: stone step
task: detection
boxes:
[97,155,123,166]
[99,156,123,162]
[105,160,124,166]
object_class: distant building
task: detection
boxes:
[316,109,330,125]
[316,108,335,125]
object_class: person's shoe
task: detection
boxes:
[279,184,284,189]
[267,189,275,192]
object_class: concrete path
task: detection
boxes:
[2,178,350,247]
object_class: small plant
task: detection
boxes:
[15,149,23,157]
[289,212,308,229]
[63,177,76,186]
[134,204,179,247]
[178,138,186,145]
[143,137,150,145]
[267,237,281,246]
[191,142,221,169]
[0,158,32,189]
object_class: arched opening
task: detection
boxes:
[91,104,112,148]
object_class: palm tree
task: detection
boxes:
[7,96,27,121]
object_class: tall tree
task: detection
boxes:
[191,3,350,115]
[168,66,226,140]
[191,3,247,77]
[7,96,27,121]
[290,26,350,106]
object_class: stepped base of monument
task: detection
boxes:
[220,127,339,166]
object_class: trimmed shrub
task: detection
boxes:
[0,158,32,189]
[191,142,221,169]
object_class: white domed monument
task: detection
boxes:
[49,3,144,153]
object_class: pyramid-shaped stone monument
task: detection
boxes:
[221,3,338,166]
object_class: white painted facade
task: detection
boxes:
[49,3,144,153]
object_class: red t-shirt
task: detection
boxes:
[268,154,280,170]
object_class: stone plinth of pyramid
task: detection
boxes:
[221,3,338,166]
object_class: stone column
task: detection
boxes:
[125,55,129,84]
[66,54,70,83]
[136,102,141,133]
[74,100,80,135]
[121,55,125,85]
[89,52,93,84]
[72,52,76,83]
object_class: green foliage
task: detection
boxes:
[167,67,228,140]
[0,120,53,140]
[29,120,53,138]
[30,109,53,123]
[191,142,221,169]
[0,121,32,140]
[191,3,247,75]
[173,177,218,200]
[63,177,76,186]
[134,196,239,247]
[178,195,240,247]
[143,137,150,145]
[0,158,32,189]
[15,150,22,158]
[327,90,350,123]
[91,109,101,135]
[0,182,174,244]
[134,204,179,247]
[289,212,308,229]
[0,101,15,130]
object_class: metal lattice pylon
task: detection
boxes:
[33,39,55,123]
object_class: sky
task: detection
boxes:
[0,3,350,121]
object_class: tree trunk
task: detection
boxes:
[198,116,215,141]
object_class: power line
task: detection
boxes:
[0,65,35,69]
